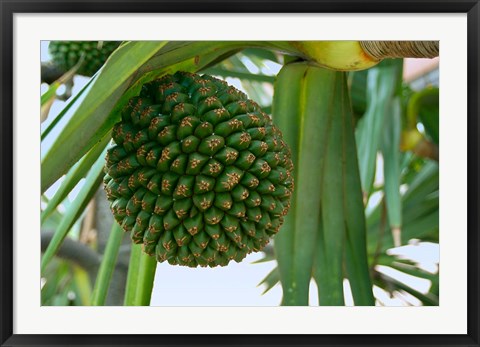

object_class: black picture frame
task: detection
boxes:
[1,1,479,346]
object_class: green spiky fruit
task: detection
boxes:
[104,71,294,267]
[49,41,121,77]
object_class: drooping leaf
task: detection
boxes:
[258,267,280,295]
[341,74,375,305]
[355,60,402,197]
[382,97,403,246]
[273,63,332,305]
[91,223,124,306]
[376,270,438,306]
[366,159,439,255]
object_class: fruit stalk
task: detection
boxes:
[360,41,439,59]
[288,41,438,71]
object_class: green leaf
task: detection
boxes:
[242,48,281,63]
[91,222,124,306]
[41,146,108,273]
[366,159,438,232]
[41,207,64,230]
[355,60,402,197]
[52,282,74,306]
[291,67,337,305]
[41,83,60,106]
[41,259,70,305]
[315,72,346,306]
[273,63,373,306]
[368,209,439,253]
[377,270,438,306]
[402,210,439,243]
[403,190,438,223]
[273,63,337,305]
[41,41,168,192]
[258,267,280,295]
[202,67,275,83]
[272,63,307,305]
[261,105,272,115]
[382,97,403,246]
[41,133,110,224]
[41,84,60,123]
[402,161,439,207]
[388,259,438,283]
[72,265,93,306]
[341,74,375,305]
[251,248,276,264]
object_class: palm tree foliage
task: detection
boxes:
[41,41,439,306]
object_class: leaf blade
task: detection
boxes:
[41,41,167,192]
[355,61,401,197]
[41,146,108,273]
[91,222,124,306]
[41,133,110,224]
[341,73,375,305]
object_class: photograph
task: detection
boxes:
[40,40,440,307]
[1,4,478,346]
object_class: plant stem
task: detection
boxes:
[73,265,93,306]
[123,243,142,306]
[133,251,157,306]
[123,244,158,306]
[90,222,124,306]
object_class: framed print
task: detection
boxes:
[1,1,479,346]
